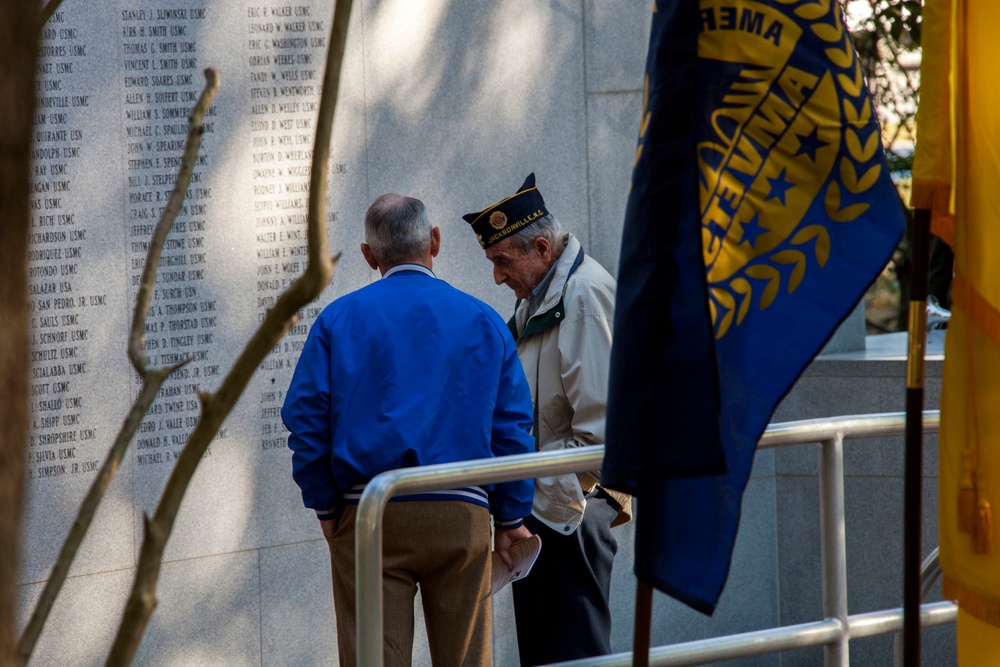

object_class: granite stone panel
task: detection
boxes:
[774,366,901,477]
[583,0,651,95]
[607,520,637,653]
[23,0,136,586]
[777,338,955,665]
[19,456,134,585]
[773,351,943,480]
[26,0,372,569]
[921,621,959,667]
[844,476,905,615]
[359,0,589,315]
[838,477,954,667]
[820,301,867,355]
[774,440,821,478]
[260,540,338,665]
[585,92,641,278]
[22,0,369,656]
[841,434,886,478]
[134,551,261,666]
[751,447,776,479]
[876,372,942,479]
[240,0,373,556]
[17,569,132,666]
[246,446,323,549]
[641,477,779,666]
[774,474,824,666]
[773,373,886,424]
[879,431,941,480]
[490,585,519,665]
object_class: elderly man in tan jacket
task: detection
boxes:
[465,173,632,666]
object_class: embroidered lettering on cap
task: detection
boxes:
[463,174,550,250]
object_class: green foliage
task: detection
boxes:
[847,0,921,53]
[844,0,922,150]
[885,149,913,175]
[845,1,922,333]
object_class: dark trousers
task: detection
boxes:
[512,491,619,666]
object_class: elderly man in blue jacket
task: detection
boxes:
[282,193,535,667]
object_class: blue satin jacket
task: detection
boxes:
[282,264,535,525]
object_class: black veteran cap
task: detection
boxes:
[463,173,549,249]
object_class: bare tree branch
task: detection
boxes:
[105,1,353,663]
[38,1,66,28]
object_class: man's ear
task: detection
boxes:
[360,242,379,270]
[429,226,441,258]
[533,236,551,261]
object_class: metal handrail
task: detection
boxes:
[355,410,952,667]
[920,547,943,601]
[548,602,957,667]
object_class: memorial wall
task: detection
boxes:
[19,2,649,664]
[23,0,371,590]
[18,2,794,665]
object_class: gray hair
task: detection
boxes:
[364,194,433,265]
[505,214,562,252]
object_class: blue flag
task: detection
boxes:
[603,0,906,614]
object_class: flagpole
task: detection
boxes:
[632,580,652,667]
[903,207,931,666]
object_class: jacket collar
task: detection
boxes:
[382,263,436,279]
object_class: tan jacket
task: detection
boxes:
[509,234,632,534]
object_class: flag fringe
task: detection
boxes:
[958,462,993,552]
[976,499,994,554]
[910,178,951,213]
[958,449,976,533]
[944,577,1000,627]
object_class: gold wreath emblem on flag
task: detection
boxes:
[698,0,879,339]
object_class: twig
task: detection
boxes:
[38,0,65,28]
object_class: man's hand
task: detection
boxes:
[494,524,533,570]
[320,518,338,541]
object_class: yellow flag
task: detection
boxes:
[957,609,1000,666]
[911,0,955,244]
[935,0,1000,641]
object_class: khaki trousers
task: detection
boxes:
[328,500,492,667]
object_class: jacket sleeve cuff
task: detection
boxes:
[316,506,340,522]
[496,517,525,530]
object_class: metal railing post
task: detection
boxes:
[354,446,606,667]
[349,412,947,667]
[354,474,393,667]
[820,433,849,666]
